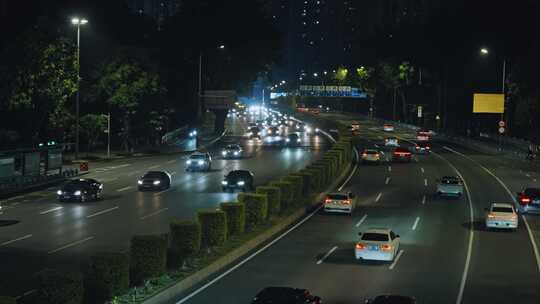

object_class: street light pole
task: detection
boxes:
[107,113,111,159]
[198,52,202,120]
[71,17,87,159]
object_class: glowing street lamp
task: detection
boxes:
[71,17,88,159]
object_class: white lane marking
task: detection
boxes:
[424,178,428,186]
[316,246,338,265]
[432,151,475,304]
[167,160,176,164]
[389,249,404,270]
[385,177,391,185]
[375,192,382,202]
[140,208,169,220]
[116,186,133,192]
[1,234,33,246]
[421,195,426,205]
[337,148,359,192]
[412,217,420,230]
[388,166,392,172]
[39,206,63,215]
[421,167,425,174]
[355,214,368,227]
[102,177,118,182]
[86,206,119,219]
[47,236,94,254]
[148,165,160,170]
[175,145,356,304]
[526,173,531,177]
[443,145,540,273]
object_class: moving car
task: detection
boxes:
[351,122,360,131]
[383,124,394,132]
[286,133,301,146]
[296,122,311,133]
[384,137,399,147]
[251,287,321,304]
[57,178,103,202]
[485,203,518,230]
[222,170,254,192]
[355,228,400,262]
[324,192,355,214]
[416,130,431,141]
[392,147,412,162]
[186,152,212,171]
[265,126,280,136]
[221,144,243,159]
[436,176,463,197]
[517,188,540,214]
[366,295,416,304]
[248,126,261,140]
[137,171,172,191]
[414,142,431,154]
[362,149,383,164]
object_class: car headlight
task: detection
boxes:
[237,181,245,186]
[186,160,192,164]
[286,138,290,142]
[297,139,301,143]
[57,190,63,195]
[249,132,253,136]
[305,127,311,132]
[222,181,228,185]
[138,180,143,185]
[153,180,161,185]
[99,184,103,189]
[234,151,239,155]
[74,190,81,196]
[315,128,320,133]
[198,160,204,165]
[222,151,227,156]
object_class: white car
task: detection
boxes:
[355,228,400,262]
[485,203,518,230]
[383,124,394,132]
[324,192,355,214]
[384,137,399,147]
[361,149,383,164]
[436,176,463,197]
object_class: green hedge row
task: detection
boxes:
[220,202,245,235]
[34,269,84,304]
[130,235,168,285]
[84,252,130,302]
[256,186,281,217]
[198,209,228,248]
[238,193,268,230]
[269,181,293,211]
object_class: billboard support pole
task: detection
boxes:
[499,59,506,151]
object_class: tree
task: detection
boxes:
[80,114,107,151]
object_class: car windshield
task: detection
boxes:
[143,172,164,178]
[226,145,239,150]
[327,194,348,200]
[228,171,248,179]
[441,178,459,184]
[190,154,207,159]
[361,233,389,242]
[64,180,88,189]
[365,150,378,154]
[492,207,513,213]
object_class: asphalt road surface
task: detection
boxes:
[0,114,330,297]
[171,114,540,304]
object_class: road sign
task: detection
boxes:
[498,120,505,127]
[498,127,505,134]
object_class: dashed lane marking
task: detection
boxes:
[316,246,338,265]
[86,206,119,219]
[140,208,169,220]
[148,165,160,170]
[355,214,368,227]
[389,249,404,270]
[375,192,382,202]
[421,167,425,174]
[424,178,428,186]
[47,236,94,254]
[421,195,426,205]
[1,234,33,247]
[40,206,63,215]
[167,160,176,164]
[412,217,420,230]
[116,186,133,192]
[388,166,392,172]
[385,177,391,185]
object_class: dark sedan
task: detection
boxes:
[57,179,103,202]
[251,287,321,304]
[137,171,172,191]
[222,170,254,192]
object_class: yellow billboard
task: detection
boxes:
[473,93,504,113]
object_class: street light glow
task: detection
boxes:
[218,45,225,49]
[71,18,80,24]
[71,17,88,25]
[80,19,88,25]
[313,72,318,77]
[480,48,489,55]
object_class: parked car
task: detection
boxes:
[251,287,321,304]
[186,152,212,171]
[57,178,103,202]
[485,203,518,230]
[137,171,172,191]
[355,228,400,262]
[517,188,540,214]
[324,192,356,214]
[222,170,254,192]
[436,176,464,197]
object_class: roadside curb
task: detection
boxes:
[142,151,354,304]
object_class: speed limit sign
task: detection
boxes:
[499,121,505,127]
[498,127,505,134]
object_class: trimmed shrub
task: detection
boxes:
[238,193,268,229]
[307,164,327,188]
[269,181,293,211]
[130,235,167,284]
[302,168,320,193]
[169,220,201,266]
[0,297,16,304]
[220,202,246,236]
[291,172,311,196]
[198,209,227,248]
[84,252,130,302]
[34,269,83,304]
[282,175,303,205]
[256,186,281,217]
[322,156,338,178]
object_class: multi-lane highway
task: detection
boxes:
[171,114,540,304]
[0,114,330,297]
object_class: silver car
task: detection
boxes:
[436,176,463,197]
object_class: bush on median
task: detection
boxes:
[256,186,281,218]
[306,164,327,189]
[130,235,168,285]
[281,175,303,206]
[34,269,84,304]
[169,220,201,267]
[238,193,268,230]
[220,202,245,236]
[269,180,293,212]
[197,209,228,248]
[301,168,320,193]
[0,297,16,304]
[291,171,312,196]
[84,252,130,302]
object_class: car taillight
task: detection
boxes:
[343,199,351,205]
[415,146,420,150]
[362,153,368,157]
[426,146,431,149]
[325,198,332,204]
[520,196,531,205]
[356,243,366,250]
[380,244,392,251]
[487,214,496,218]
